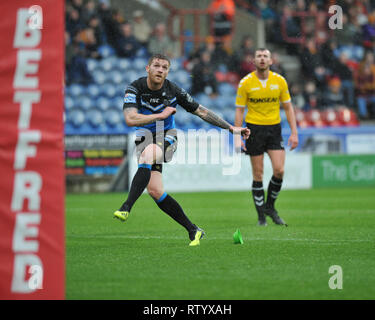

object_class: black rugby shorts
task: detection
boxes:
[135,129,178,173]
[245,123,284,156]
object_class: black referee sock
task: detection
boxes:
[120,164,152,212]
[266,175,283,209]
[252,180,265,213]
[154,193,196,233]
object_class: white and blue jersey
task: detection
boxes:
[123,77,199,134]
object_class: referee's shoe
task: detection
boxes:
[263,206,287,226]
[257,209,267,226]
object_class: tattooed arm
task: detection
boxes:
[193,104,232,130]
[193,104,250,139]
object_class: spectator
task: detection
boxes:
[362,12,375,46]
[270,52,286,75]
[131,10,152,48]
[190,51,218,97]
[229,34,253,75]
[322,77,346,108]
[256,0,277,21]
[207,0,235,38]
[66,42,93,85]
[87,16,105,47]
[70,0,84,16]
[238,51,256,78]
[76,27,101,59]
[148,22,177,58]
[66,8,84,39]
[335,13,362,45]
[290,82,306,110]
[275,5,301,54]
[186,36,221,71]
[80,0,97,25]
[303,80,321,111]
[65,31,75,77]
[115,23,141,58]
[236,35,255,61]
[320,38,339,70]
[98,2,124,49]
[281,5,301,38]
[355,51,375,118]
[332,52,355,108]
[300,37,326,87]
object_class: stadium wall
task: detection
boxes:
[127,129,375,193]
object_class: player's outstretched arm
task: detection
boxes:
[124,107,176,127]
[193,105,250,139]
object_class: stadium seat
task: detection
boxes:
[86,58,100,72]
[116,84,125,95]
[169,58,183,73]
[92,70,107,84]
[135,46,148,58]
[66,107,85,128]
[223,110,233,123]
[295,109,313,128]
[98,45,115,58]
[173,69,190,87]
[101,83,117,98]
[280,109,287,123]
[337,107,360,126]
[306,109,327,127]
[76,96,93,110]
[110,97,125,110]
[335,45,364,62]
[214,94,236,110]
[175,110,191,127]
[117,58,131,71]
[96,96,111,111]
[123,70,140,84]
[321,108,343,127]
[218,82,236,96]
[86,84,101,98]
[64,95,74,110]
[194,93,213,109]
[99,58,115,72]
[68,83,85,97]
[87,107,104,128]
[133,57,148,71]
[104,108,122,127]
[107,70,124,85]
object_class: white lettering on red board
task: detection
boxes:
[11,8,43,293]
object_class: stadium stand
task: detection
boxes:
[64,0,375,136]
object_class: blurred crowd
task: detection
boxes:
[242,0,375,119]
[65,0,177,84]
[65,0,375,120]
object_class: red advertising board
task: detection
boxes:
[0,1,65,299]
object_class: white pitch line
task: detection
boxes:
[66,234,374,243]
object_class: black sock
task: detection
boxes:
[252,180,265,214]
[155,193,196,233]
[266,175,283,208]
[120,164,152,212]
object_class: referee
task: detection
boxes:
[234,48,298,226]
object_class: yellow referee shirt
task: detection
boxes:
[235,71,291,125]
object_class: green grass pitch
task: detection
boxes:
[65,188,375,300]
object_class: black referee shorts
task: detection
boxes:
[245,123,284,156]
[135,129,178,173]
